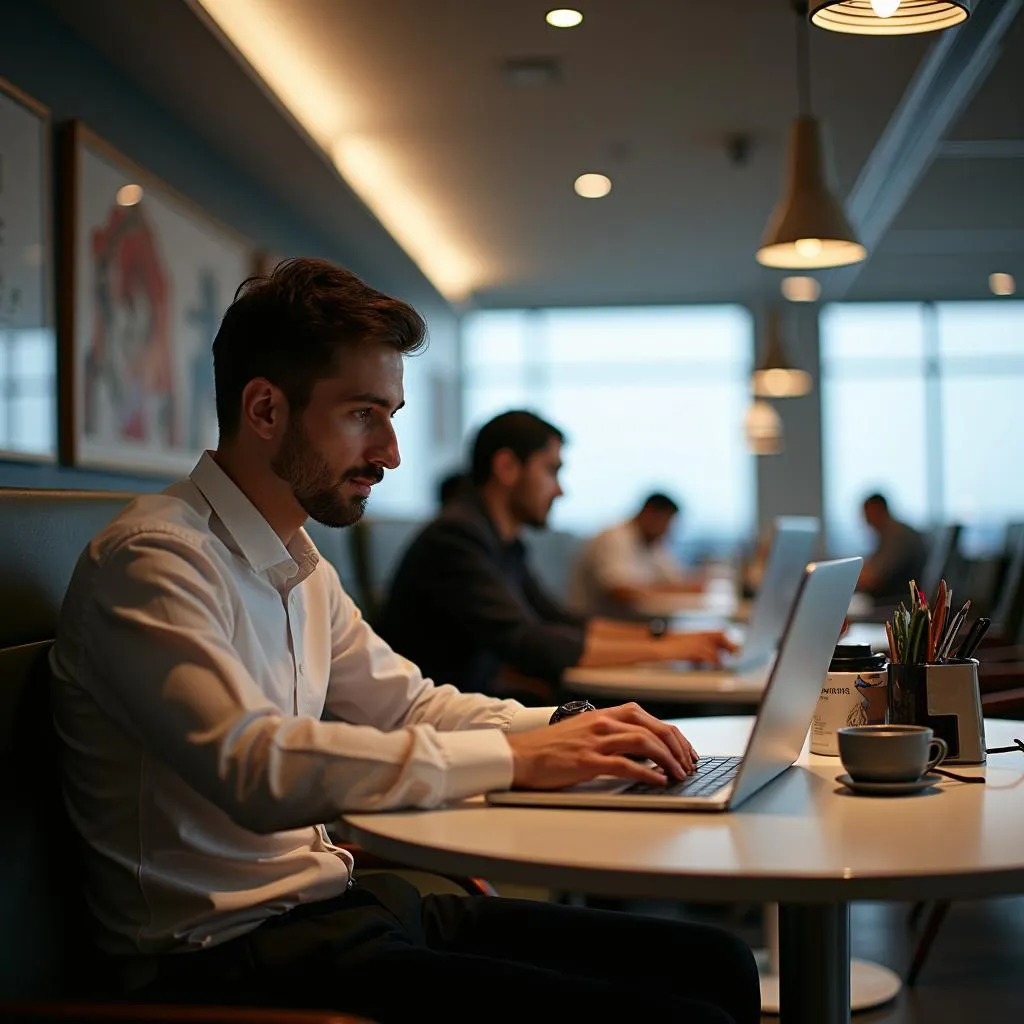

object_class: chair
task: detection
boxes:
[0,487,490,1020]
[920,522,964,599]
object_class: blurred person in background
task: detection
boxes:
[379,411,734,702]
[858,492,928,602]
[437,468,472,508]
[569,492,705,617]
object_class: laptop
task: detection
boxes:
[712,515,820,674]
[487,556,862,812]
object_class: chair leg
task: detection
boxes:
[907,900,952,986]
[907,900,927,928]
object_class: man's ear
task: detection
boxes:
[490,448,522,488]
[240,377,289,441]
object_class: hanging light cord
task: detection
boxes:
[794,0,812,117]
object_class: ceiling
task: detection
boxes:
[45,0,1024,309]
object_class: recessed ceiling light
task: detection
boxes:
[781,276,821,302]
[990,272,1016,296]
[546,9,583,28]
[116,184,144,207]
[574,172,611,198]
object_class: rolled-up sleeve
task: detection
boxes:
[78,530,533,831]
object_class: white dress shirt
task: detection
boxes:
[50,452,553,958]
[569,519,684,616]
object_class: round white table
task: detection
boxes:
[342,716,1024,1024]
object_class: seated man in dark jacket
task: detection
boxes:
[378,410,732,698]
[858,492,928,603]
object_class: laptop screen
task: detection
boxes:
[728,556,862,808]
[738,516,819,667]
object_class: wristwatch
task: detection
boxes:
[549,699,597,725]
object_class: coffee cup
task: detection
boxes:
[837,724,948,783]
[811,644,888,756]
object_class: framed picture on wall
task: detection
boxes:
[58,120,254,475]
[0,76,56,462]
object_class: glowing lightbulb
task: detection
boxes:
[794,237,823,258]
[574,173,612,198]
[116,183,144,207]
[870,0,901,17]
[546,9,583,28]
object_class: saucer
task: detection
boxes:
[835,773,942,796]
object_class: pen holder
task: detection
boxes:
[887,661,987,765]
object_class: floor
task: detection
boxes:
[840,899,1024,1024]
[494,888,1024,1023]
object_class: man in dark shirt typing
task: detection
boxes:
[378,410,733,697]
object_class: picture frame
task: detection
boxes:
[58,120,254,475]
[0,76,57,463]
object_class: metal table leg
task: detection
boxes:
[762,902,901,1016]
[778,902,851,1024]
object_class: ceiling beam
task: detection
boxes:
[824,0,1022,298]
[936,138,1024,159]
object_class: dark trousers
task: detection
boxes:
[136,873,760,1023]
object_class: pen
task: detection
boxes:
[936,599,971,662]
[956,617,991,661]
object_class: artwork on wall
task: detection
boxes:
[0,77,56,461]
[58,120,254,475]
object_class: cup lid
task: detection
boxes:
[829,643,887,672]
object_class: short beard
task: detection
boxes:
[271,418,368,529]
[510,492,548,530]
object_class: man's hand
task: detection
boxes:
[666,630,737,665]
[506,702,698,790]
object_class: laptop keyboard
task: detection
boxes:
[623,756,742,798]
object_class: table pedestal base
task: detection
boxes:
[757,955,902,1015]
[752,903,901,1022]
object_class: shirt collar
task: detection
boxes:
[190,452,319,581]
[461,488,524,556]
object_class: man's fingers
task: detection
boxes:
[634,710,693,772]
[610,704,696,770]
[657,723,696,770]
[596,727,686,778]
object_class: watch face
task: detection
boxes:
[550,700,595,724]
[562,700,592,714]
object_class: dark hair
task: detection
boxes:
[641,492,681,515]
[470,410,565,485]
[438,471,470,507]
[213,257,426,439]
[864,493,889,510]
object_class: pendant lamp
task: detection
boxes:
[810,1,971,36]
[745,401,784,455]
[753,307,812,398]
[756,3,867,270]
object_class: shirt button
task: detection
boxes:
[297,662,304,674]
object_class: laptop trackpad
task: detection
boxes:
[560,777,633,794]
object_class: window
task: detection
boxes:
[462,306,755,554]
[821,301,1024,556]
[0,328,56,456]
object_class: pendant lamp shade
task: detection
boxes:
[753,307,812,398]
[810,1,971,36]
[756,117,867,269]
[745,401,783,455]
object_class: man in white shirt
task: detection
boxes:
[570,493,703,617]
[51,258,758,1023]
